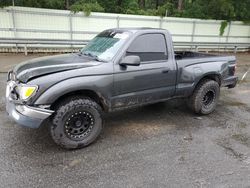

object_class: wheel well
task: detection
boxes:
[188,74,221,99]
[197,74,221,87]
[50,90,108,112]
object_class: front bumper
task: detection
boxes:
[6,99,54,128]
[6,81,54,128]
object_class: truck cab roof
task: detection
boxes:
[107,27,166,33]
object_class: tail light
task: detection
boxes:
[229,60,237,76]
[232,65,236,76]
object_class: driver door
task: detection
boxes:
[112,33,176,109]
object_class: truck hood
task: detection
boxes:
[13,53,102,83]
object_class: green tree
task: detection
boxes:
[70,0,104,16]
[0,0,249,23]
[0,0,12,7]
[232,0,250,23]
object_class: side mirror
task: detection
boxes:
[120,55,140,66]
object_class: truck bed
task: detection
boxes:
[175,51,216,60]
[174,51,236,68]
[175,51,236,66]
[173,50,237,97]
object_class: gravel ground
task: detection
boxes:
[0,53,250,188]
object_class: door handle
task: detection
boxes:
[162,68,170,73]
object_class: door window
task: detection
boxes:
[126,34,168,62]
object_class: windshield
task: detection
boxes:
[81,30,131,61]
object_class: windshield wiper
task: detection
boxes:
[82,52,102,62]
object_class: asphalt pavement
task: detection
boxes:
[0,53,250,188]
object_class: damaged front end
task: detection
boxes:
[6,71,54,128]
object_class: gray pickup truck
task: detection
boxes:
[6,28,238,149]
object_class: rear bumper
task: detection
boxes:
[6,99,54,129]
[222,76,238,88]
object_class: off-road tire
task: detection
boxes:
[188,79,220,115]
[50,98,103,149]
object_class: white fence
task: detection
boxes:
[0,6,250,52]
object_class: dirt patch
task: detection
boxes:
[0,97,5,112]
[232,133,250,148]
[222,100,246,106]
[217,139,245,160]
[237,123,248,129]
[220,90,247,107]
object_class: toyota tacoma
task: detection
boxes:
[6,28,238,149]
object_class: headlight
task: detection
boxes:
[17,85,38,100]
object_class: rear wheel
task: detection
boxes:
[50,98,103,149]
[188,79,220,115]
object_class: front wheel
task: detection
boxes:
[50,98,103,149]
[187,79,220,115]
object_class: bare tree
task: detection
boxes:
[178,0,183,11]
[65,0,70,10]
[138,0,145,9]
